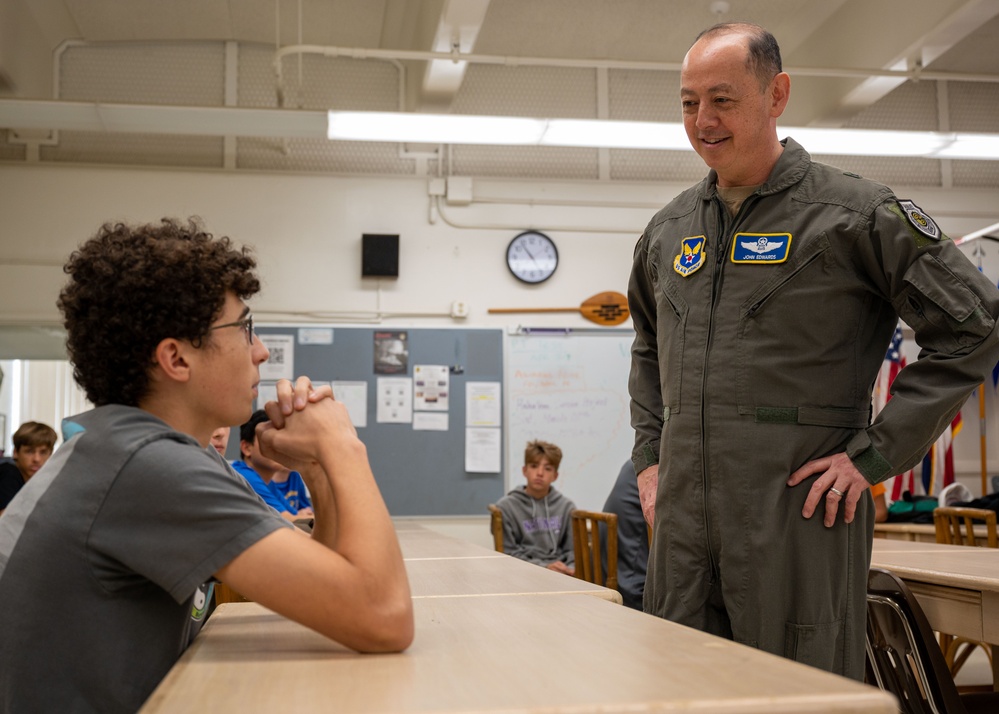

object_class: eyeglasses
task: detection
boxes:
[210,313,254,345]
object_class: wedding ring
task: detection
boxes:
[829,487,846,497]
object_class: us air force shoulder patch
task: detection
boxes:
[730,233,792,264]
[674,235,706,277]
[898,199,941,240]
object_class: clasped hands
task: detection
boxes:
[254,376,356,473]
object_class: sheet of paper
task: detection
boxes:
[297,327,334,345]
[413,364,449,411]
[413,412,449,431]
[259,334,295,381]
[376,377,413,423]
[466,381,501,426]
[332,380,368,428]
[255,382,278,409]
[465,427,501,473]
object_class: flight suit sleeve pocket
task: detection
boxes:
[898,254,994,351]
[784,620,844,672]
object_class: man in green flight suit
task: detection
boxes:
[628,21,999,680]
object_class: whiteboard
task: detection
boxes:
[505,330,635,511]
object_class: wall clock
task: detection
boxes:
[506,230,558,284]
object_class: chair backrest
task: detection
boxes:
[933,506,998,548]
[487,504,504,553]
[571,509,618,591]
[866,567,967,714]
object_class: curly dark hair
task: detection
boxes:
[57,218,260,407]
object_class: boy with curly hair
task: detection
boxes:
[0,218,413,713]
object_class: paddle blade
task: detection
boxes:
[580,291,630,326]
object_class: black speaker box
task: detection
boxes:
[361,233,400,278]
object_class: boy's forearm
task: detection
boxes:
[313,441,410,599]
[301,463,337,548]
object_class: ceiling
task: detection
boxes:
[0,0,998,187]
[2,0,999,360]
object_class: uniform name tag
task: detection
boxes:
[730,233,792,264]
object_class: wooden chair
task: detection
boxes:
[487,504,504,553]
[932,506,997,687]
[213,581,250,607]
[571,509,618,591]
[934,507,998,548]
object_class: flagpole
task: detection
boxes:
[980,384,988,496]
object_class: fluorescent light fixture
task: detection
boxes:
[935,134,999,161]
[540,119,690,150]
[327,111,545,145]
[784,126,950,157]
[327,110,999,160]
[3,99,999,160]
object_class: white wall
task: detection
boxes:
[2,163,999,495]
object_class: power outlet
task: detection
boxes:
[451,300,469,318]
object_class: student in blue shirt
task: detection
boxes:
[232,410,313,521]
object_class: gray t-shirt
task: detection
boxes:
[0,405,293,713]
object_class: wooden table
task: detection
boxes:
[394,522,623,603]
[140,597,896,713]
[870,538,999,687]
[874,521,992,546]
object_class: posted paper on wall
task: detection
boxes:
[413,412,449,431]
[259,334,295,381]
[466,427,501,473]
[377,377,413,423]
[466,381,501,426]
[413,364,449,411]
[332,381,368,428]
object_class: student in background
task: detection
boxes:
[495,440,575,575]
[0,421,57,513]
[209,426,231,456]
[601,460,649,610]
[232,409,313,520]
[0,218,412,713]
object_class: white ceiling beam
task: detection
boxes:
[815,0,999,127]
[419,0,491,111]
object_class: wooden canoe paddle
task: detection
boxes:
[488,291,630,326]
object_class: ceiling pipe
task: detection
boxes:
[271,42,999,109]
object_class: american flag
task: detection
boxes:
[876,324,961,498]
[872,325,905,417]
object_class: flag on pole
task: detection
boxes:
[918,412,963,495]
[873,326,915,501]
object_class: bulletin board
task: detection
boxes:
[505,329,636,511]
[254,326,504,516]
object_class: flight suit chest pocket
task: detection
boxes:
[735,235,842,408]
[655,274,688,416]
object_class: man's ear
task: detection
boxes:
[151,338,193,384]
[770,71,790,117]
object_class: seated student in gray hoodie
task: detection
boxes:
[495,440,575,575]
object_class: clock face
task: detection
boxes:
[506,231,558,284]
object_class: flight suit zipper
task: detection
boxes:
[700,191,759,584]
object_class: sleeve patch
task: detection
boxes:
[897,199,942,241]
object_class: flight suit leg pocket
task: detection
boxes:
[784,620,843,672]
